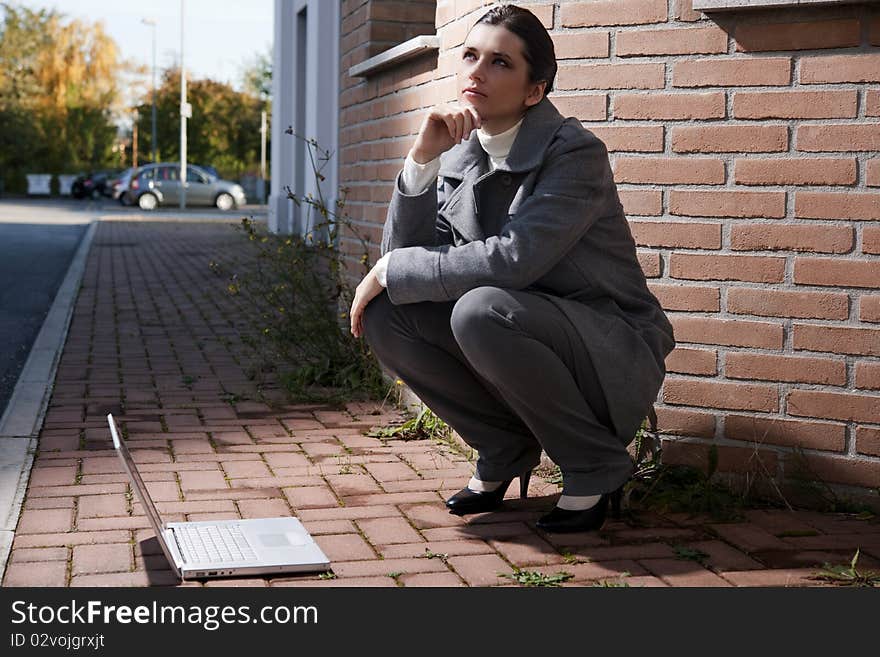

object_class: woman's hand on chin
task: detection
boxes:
[349,268,384,339]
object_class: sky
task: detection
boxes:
[15,0,274,92]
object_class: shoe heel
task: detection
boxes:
[519,470,532,499]
[609,485,623,519]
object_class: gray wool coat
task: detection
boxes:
[379,96,676,447]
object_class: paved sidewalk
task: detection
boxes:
[3,220,879,588]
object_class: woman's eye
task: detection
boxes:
[463,52,475,60]
[494,58,508,66]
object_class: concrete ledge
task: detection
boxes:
[349,35,439,78]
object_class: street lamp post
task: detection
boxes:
[141,18,158,164]
[179,0,189,209]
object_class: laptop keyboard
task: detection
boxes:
[175,524,257,563]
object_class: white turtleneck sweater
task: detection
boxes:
[372,116,525,287]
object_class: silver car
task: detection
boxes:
[122,163,246,211]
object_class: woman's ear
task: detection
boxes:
[524,80,547,108]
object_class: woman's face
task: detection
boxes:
[457,23,546,135]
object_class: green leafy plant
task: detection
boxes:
[317,571,337,580]
[810,550,880,587]
[367,405,450,441]
[216,129,387,404]
[501,568,574,587]
[673,545,709,563]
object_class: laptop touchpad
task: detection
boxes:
[258,533,308,548]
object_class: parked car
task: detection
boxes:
[71,169,120,199]
[121,163,246,211]
[109,167,137,204]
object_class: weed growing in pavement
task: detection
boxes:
[673,545,709,563]
[214,128,386,405]
[366,405,450,441]
[787,446,879,515]
[810,549,880,587]
[317,571,337,580]
[501,568,574,587]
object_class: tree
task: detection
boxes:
[134,69,266,181]
[0,3,125,193]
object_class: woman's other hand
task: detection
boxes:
[411,103,482,164]
[349,268,384,339]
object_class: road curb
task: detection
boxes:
[0,219,98,582]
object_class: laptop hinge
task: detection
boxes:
[168,526,188,564]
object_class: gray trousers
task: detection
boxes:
[362,286,634,496]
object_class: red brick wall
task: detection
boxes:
[339,0,880,498]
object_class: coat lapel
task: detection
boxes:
[436,97,567,242]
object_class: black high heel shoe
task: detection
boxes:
[535,483,624,533]
[445,470,532,515]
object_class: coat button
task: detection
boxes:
[500,174,512,186]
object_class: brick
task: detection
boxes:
[665,438,780,476]
[70,571,180,587]
[730,224,854,254]
[639,558,732,586]
[867,160,880,187]
[618,25,727,56]
[800,53,880,83]
[326,473,383,497]
[726,352,847,386]
[614,157,725,184]
[357,517,423,545]
[673,57,791,86]
[724,414,846,452]
[400,503,468,529]
[868,90,880,117]
[630,221,721,249]
[866,226,880,255]
[799,191,880,220]
[670,254,785,283]
[9,547,69,563]
[614,92,726,120]
[283,485,340,509]
[556,63,665,90]
[550,94,607,121]
[551,31,610,59]
[787,389,880,424]
[72,543,132,575]
[489,534,567,567]
[178,470,227,491]
[362,461,420,481]
[793,324,880,357]
[638,251,662,277]
[650,284,720,313]
[399,572,465,587]
[297,505,401,521]
[794,258,880,289]
[16,508,74,534]
[380,539,494,559]
[561,0,668,27]
[663,378,779,412]
[855,426,880,457]
[861,296,880,323]
[221,460,272,478]
[671,316,783,349]
[77,494,129,518]
[3,561,68,587]
[665,346,718,375]
[446,553,514,586]
[421,522,533,542]
[657,406,717,438]
[619,189,662,215]
[27,466,78,487]
[669,190,786,218]
[733,90,857,119]
[314,533,376,561]
[587,125,664,152]
[727,288,849,321]
[735,158,857,186]
[673,0,704,21]
[734,19,860,52]
[785,452,880,489]
[796,124,880,153]
[13,530,131,548]
[330,557,448,578]
[237,498,291,519]
[722,568,826,587]
[672,125,788,153]
[855,361,880,390]
[709,523,793,553]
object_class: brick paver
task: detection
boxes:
[4,221,878,589]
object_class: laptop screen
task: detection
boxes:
[107,414,179,570]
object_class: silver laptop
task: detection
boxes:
[107,414,330,580]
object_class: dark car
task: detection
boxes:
[71,169,120,199]
[121,163,246,210]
